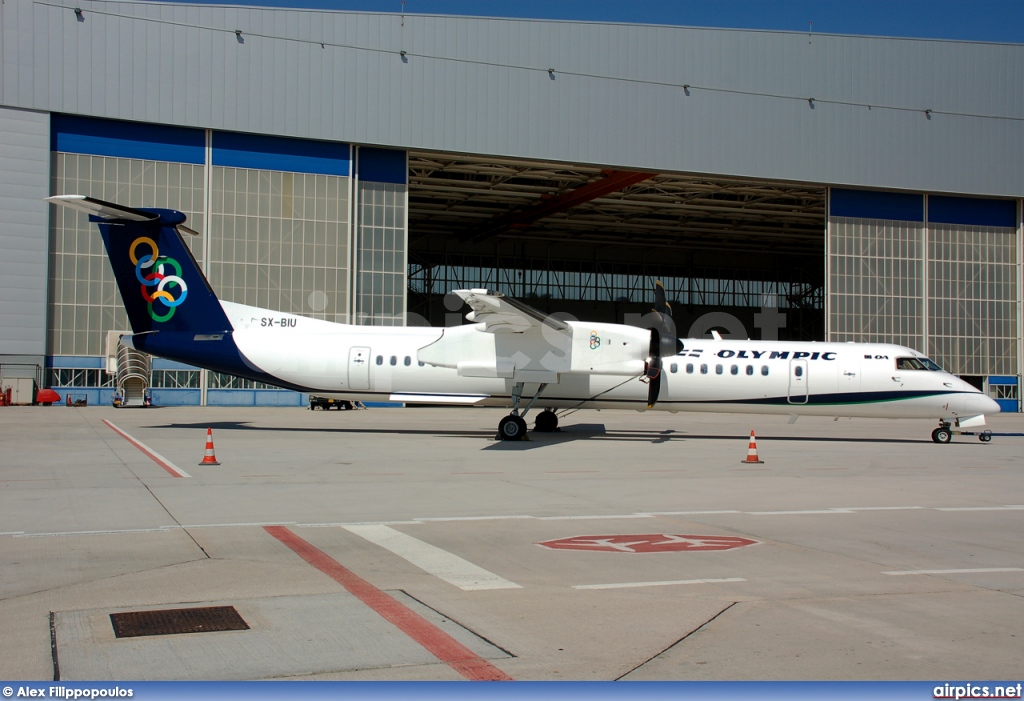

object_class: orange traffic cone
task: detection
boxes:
[198,428,221,465]
[741,430,764,464]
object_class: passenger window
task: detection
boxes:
[700,364,708,375]
[418,361,425,367]
[746,365,754,376]
[375,355,383,365]
[730,365,738,375]
[794,365,804,377]
[761,365,769,376]
[670,363,678,373]
[404,356,411,366]
[686,363,694,374]
[715,364,723,375]
[390,356,397,366]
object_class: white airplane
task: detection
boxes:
[48,195,1000,444]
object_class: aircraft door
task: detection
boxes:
[839,356,861,394]
[788,359,809,404]
[348,346,371,390]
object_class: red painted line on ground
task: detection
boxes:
[264,525,513,682]
[102,420,191,478]
[545,470,600,474]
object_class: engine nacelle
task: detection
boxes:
[565,321,649,376]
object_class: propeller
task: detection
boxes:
[645,280,683,408]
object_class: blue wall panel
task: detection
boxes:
[358,147,407,184]
[51,115,205,164]
[213,131,350,176]
[152,389,202,406]
[830,189,924,222]
[929,196,1018,228]
[48,355,105,369]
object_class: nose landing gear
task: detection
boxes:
[931,421,994,443]
[931,423,952,444]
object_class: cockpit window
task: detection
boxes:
[896,356,945,371]
[895,357,926,370]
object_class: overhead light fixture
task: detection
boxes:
[925,109,933,119]
[808,98,815,108]
[683,84,690,96]
[73,7,83,19]
[547,68,555,80]
[235,29,244,44]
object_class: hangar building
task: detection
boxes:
[1,0,1021,410]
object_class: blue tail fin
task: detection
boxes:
[48,195,232,336]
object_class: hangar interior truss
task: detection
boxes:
[406,151,827,340]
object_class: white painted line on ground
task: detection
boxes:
[574,577,747,590]
[841,506,926,511]
[641,510,742,516]
[102,420,191,478]
[300,521,424,527]
[538,514,655,521]
[883,567,1024,576]
[418,515,535,522]
[15,527,179,538]
[8,503,1024,538]
[936,505,1024,511]
[343,523,523,591]
[748,509,855,515]
[180,521,296,528]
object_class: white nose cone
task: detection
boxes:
[965,393,1001,415]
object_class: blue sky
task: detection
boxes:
[166,0,1024,43]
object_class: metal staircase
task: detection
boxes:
[115,343,152,407]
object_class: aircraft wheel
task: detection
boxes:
[498,415,527,441]
[980,432,992,443]
[534,410,559,433]
[931,427,952,444]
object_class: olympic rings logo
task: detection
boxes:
[130,237,188,322]
[589,331,601,350]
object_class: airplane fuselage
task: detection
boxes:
[167,301,991,422]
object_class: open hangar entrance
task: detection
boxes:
[406,151,827,342]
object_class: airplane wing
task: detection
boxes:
[455,289,569,335]
[419,289,649,382]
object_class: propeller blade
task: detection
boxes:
[654,280,669,316]
[647,361,661,408]
[646,328,662,408]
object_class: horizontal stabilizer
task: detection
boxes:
[47,195,158,222]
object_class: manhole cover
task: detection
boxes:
[538,534,758,553]
[110,606,249,638]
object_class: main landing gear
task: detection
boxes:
[931,421,993,444]
[498,382,558,441]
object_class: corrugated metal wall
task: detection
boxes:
[2,0,1022,196]
[0,106,49,359]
